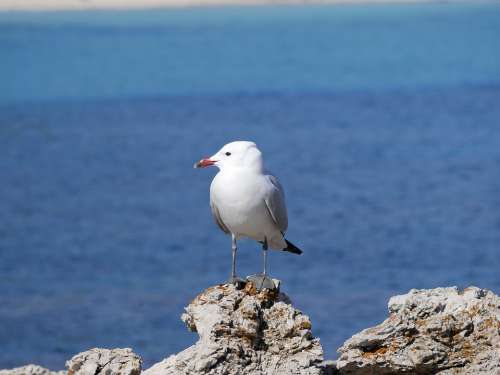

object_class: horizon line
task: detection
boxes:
[1,0,497,12]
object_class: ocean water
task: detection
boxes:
[1,2,500,369]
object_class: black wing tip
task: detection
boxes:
[284,239,303,255]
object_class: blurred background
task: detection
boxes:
[1,0,500,370]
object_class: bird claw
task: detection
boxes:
[246,274,276,291]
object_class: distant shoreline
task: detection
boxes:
[0,0,494,12]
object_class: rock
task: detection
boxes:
[143,281,325,375]
[319,360,340,375]
[4,285,497,375]
[0,365,64,375]
[337,286,500,375]
[66,348,141,375]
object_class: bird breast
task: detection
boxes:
[210,170,275,236]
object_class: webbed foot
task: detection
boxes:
[246,274,276,291]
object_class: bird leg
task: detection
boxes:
[247,237,276,291]
[262,237,268,276]
[228,234,244,288]
[231,234,237,279]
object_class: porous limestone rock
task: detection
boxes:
[337,286,500,375]
[66,348,141,375]
[143,281,325,375]
[3,285,498,375]
[0,365,64,375]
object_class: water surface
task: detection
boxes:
[1,2,500,369]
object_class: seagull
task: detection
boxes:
[194,141,302,290]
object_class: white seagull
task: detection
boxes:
[195,141,302,290]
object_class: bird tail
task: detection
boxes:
[283,239,303,255]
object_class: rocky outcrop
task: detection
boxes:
[0,365,64,375]
[337,286,500,375]
[2,285,498,375]
[143,281,326,375]
[66,348,142,375]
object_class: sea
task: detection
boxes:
[1,1,499,369]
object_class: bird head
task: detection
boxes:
[194,141,263,172]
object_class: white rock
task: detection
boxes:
[337,286,500,375]
[66,348,141,375]
[3,285,498,375]
[144,282,325,375]
[0,365,64,375]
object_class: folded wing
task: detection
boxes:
[264,174,288,233]
[210,200,230,234]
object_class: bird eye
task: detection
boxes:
[225,152,231,156]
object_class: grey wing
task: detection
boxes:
[210,200,230,234]
[264,174,288,233]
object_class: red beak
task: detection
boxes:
[194,158,216,168]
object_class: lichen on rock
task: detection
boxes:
[143,281,325,375]
[66,348,142,375]
[2,285,498,375]
[336,286,500,375]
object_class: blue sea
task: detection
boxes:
[1,1,500,369]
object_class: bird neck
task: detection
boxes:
[221,164,263,176]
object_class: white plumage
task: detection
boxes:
[195,141,302,288]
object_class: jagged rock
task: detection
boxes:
[143,281,325,375]
[0,365,64,375]
[320,360,340,375]
[337,286,500,375]
[66,348,141,375]
[3,285,497,375]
